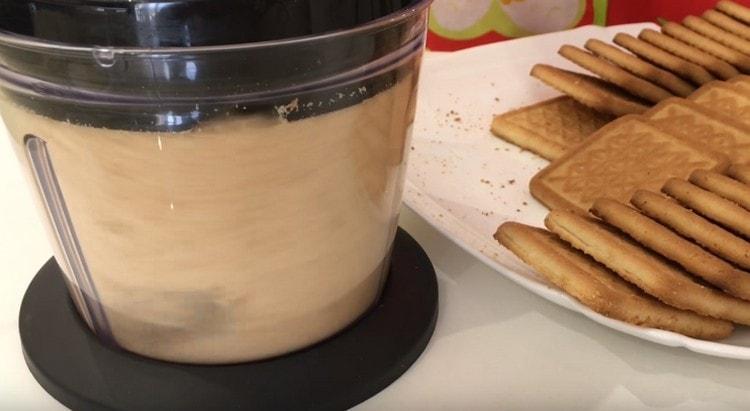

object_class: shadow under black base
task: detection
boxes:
[19,227,438,411]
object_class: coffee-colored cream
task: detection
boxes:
[1,74,417,363]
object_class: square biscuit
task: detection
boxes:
[491,96,612,161]
[530,116,730,214]
[645,97,750,164]
[690,81,750,124]
[728,76,750,95]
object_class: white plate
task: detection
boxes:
[405,23,750,359]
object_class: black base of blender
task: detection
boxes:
[19,227,438,411]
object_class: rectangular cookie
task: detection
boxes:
[613,32,716,86]
[530,64,649,117]
[717,0,750,26]
[729,164,750,184]
[494,221,733,340]
[689,81,750,125]
[690,169,750,211]
[558,44,673,103]
[591,197,750,300]
[703,9,750,41]
[632,188,750,270]
[585,38,695,97]
[728,75,750,94]
[530,115,730,214]
[662,177,750,239]
[683,16,750,55]
[660,21,750,73]
[545,208,750,325]
[490,96,612,161]
[639,28,739,80]
[644,97,750,164]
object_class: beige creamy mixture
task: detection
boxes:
[1,73,418,363]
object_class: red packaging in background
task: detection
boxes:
[427,0,750,51]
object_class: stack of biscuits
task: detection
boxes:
[489,1,750,340]
[496,165,750,340]
[495,73,750,341]
[530,78,750,214]
[492,0,750,161]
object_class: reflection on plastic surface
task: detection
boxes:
[24,135,113,344]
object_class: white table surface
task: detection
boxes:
[3,120,750,411]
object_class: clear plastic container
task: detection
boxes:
[0,0,430,363]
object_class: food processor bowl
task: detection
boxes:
[0,0,431,363]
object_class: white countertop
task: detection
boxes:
[3,120,750,411]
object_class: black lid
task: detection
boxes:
[0,0,414,47]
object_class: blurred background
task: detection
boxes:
[428,0,750,50]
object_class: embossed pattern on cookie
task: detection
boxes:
[728,76,750,95]
[690,81,750,124]
[491,96,612,160]
[530,116,729,214]
[645,98,750,164]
